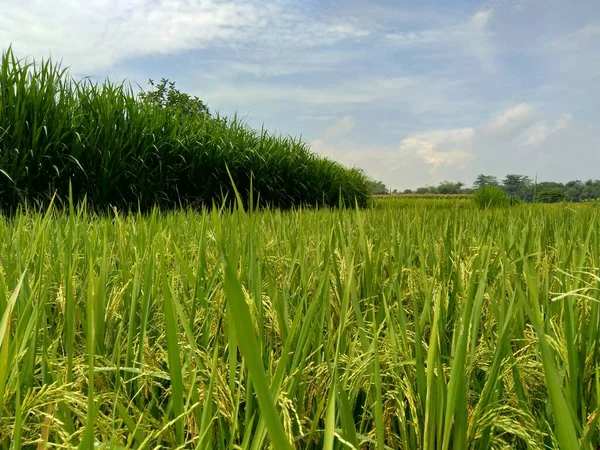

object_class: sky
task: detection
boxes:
[1,0,599,190]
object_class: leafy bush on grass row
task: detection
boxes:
[473,186,511,208]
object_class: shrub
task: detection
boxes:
[0,47,369,212]
[537,187,566,203]
[508,195,523,206]
[473,186,510,209]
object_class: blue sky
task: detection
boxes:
[2,0,599,190]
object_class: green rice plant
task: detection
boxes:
[0,192,599,448]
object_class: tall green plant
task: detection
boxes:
[473,185,510,209]
[0,199,598,448]
[0,47,369,212]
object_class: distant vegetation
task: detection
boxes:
[472,185,512,208]
[0,47,369,212]
[375,173,600,203]
[367,178,388,195]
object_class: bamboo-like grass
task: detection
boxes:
[0,47,369,212]
[0,197,599,448]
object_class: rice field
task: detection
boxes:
[0,198,599,449]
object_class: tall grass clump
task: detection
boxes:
[473,185,510,208]
[0,47,369,212]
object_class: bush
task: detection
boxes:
[0,47,369,212]
[537,187,566,203]
[473,186,510,209]
[508,195,523,206]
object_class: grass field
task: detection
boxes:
[1,198,600,449]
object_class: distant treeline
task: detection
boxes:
[369,175,600,203]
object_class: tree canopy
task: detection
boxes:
[395,174,600,203]
[367,179,388,195]
[138,78,210,117]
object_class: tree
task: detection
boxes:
[416,186,437,194]
[535,182,565,202]
[138,78,210,117]
[582,180,600,200]
[502,174,533,200]
[404,176,600,203]
[367,179,388,195]
[538,187,566,203]
[437,181,464,194]
[565,180,583,202]
[473,174,499,189]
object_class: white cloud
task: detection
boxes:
[522,124,548,146]
[553,113,573,130]
[466,9,496,71]
[386,8,493,44]
[399,138,472,170]
[310,139,333,159]
[414,128,475,145]
[323,116,355,139]
[295,114,340,122]
[325,23,370,38]
[549,22,600,50]
[0,0,371,73]
[313,104,559,176]
[312,123,475,175]
[482,103,539,135]
[385,29,454,46]
[480,104,572,149]
[521,113,573,146]
[469,9,493,31]
[543,22,600,80]
[385,8,496,71]
[578,23,600,39]
[201,74,469,120]
[419,148,472,169]
[206,83,377,105]
[1,0,262,72]
[308,103,583,190]
[219,49,363,77]
[397,128,475,170]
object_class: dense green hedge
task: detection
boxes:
[0,48,369,212]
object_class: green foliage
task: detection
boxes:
[508,194,524,205]
[1,200,599,448]
[473,185,510,208]
[436,180,465,194]
[473,174,499,189]
[501,174,533,201]
[416,185,437,194]
[405,181,470,196]
[137,78,210,117]
[0,47,369,212]
[582,180,600,201]
[538,187,566,203]
[367,178,387,195]
[408,174,600,204]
